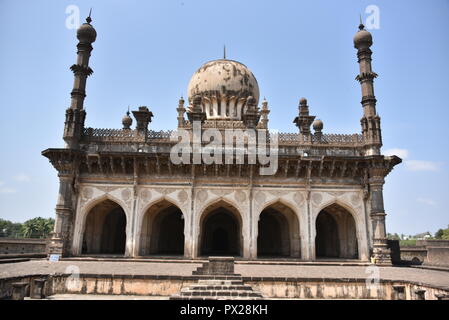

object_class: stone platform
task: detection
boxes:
[1,258,449,299]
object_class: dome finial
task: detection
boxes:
[223,45,226,60]
[86,8,92,24]
[122,106,133,129]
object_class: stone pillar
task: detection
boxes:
[31,279,46,299]
[12,282,28,300]
[48,174,74,257]
[392,285,406,300]
[414,289,426,300]
[249,212,258,259]
[369,174,392,265]
[305,191,314,261]
[242,234,251,259]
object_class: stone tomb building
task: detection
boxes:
[43,16,401,265]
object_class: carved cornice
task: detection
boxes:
[355,72,378,83]
[41,147,401,184]
[70,64,93,77]
[41,149,83,175]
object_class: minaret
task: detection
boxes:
[259,97,270,129]
[177,96,186,128]
[354,21,381,155]
[242,96,260,129]
[63,12,97,149]
[355,21,392,265]
[293,98,315,142]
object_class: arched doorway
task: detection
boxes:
[140,200,184,256]
[315,203,358,259]
[82,199,127,255]
[257,202,300,257]
[199,201,242,257]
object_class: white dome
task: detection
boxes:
[187,59,259,120]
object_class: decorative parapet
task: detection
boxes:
[82,128,174,143]
[82,127,363,147]
[277,132,363,146]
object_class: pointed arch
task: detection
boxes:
[80,197,127,255]
[73,193,131,256]
[256,199,301,258]
[138,198,185,256]
[197,196,246,223]
[198,199,243,257]
[314,201,359,259]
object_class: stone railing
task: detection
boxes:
[276,132,363,146]
[83,128,175,143]
[82,127,363,147]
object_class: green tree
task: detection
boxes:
[21,217,54,238]
[0,219,22,237]
[434,225,449,240]
[435,229,444,239]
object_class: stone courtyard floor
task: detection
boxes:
[1,259,448,291]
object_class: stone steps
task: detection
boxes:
[170,257,264,300]
[189,284,253,291]
[171,278,264,300]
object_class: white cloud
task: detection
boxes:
[405,160,441,172]
[14,173,31,182]
[0,187,17,194]
[417,198,437,207]
[384,148,409,159]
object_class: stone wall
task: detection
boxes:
[1,274,448,300]
[399,247,427,264]
[399,240,449,266]
[426,247,449,267]
[416,240,449,247]
[0,238,47,256]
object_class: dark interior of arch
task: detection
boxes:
[315,204,358,259]
[257,208,290,257]
[150,206,184,255]
[201,208,240,256]
[82,199,126,255]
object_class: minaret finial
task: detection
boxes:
[358,14,364,30]
[86,8,92,24]
[223,45,226,59]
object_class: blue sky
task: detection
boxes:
[0,0,448,235]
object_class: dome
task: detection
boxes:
[353,25,372,49]
[313,119,323,131]
[77,20,97,43]
[187,59,260,108]
[122,111,132,129]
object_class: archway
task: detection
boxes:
[140,200,184,256]
[199,201,242,257]
[257,202,300,257]
[315,203,358,259]
[82,199,127,255]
